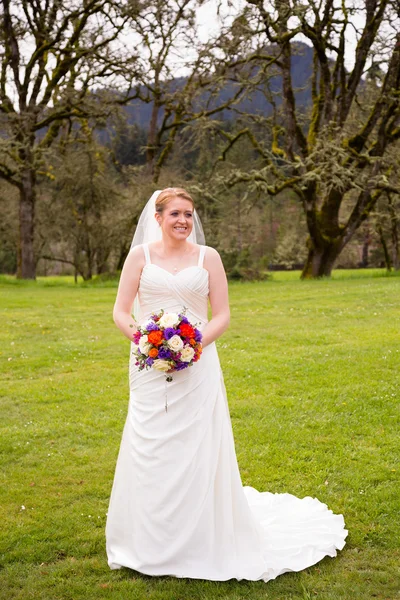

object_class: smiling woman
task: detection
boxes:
[152,188,198,272]
[106,186,348,582]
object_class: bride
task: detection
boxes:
[106,187,348,582]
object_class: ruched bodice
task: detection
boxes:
[136,246,209,328]
[138,265,209,324]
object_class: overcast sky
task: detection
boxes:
[195,0,376,70]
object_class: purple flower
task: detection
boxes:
[164,327,180,340]
[146,322,159,332]
[174,362,188,371]
[158,347,172,360]
[146,357,154,366]
[179,315,189,324]
[194,328,203,342]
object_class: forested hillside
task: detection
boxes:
[120,42,314,133]
[0,1,399,279]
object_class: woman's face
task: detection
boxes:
[156,197,194,241]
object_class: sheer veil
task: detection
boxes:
[130,190,205,249]
[130,189,206,321]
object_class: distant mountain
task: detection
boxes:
[122,42,314,129]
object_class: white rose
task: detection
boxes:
[152,359,172,372]
[138,334,151,356]
[180,345,195,363]
[167,335,184,352]
[158,312,180,328]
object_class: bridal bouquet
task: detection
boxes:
[132,309,203,382]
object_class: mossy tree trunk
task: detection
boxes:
[377,225,392,271]
[387,193,400,270]
[360,226,371,268]
[300,186,345,278]
[17,164,36,279]
[301,240,343,278]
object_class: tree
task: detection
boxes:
[369,188,400,271]
[386,193,400,270]
[211,0,400,277]
[126,0,251,183]
[0,0,139,278]
[0,179,18,273]
[37,125,127,280]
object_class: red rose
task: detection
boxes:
[179,323,195,338]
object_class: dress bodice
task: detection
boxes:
[136,243,209,329]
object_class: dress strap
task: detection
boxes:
[198,245,207,268]
[142,243,151,265]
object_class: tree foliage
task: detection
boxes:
[1,1,400,280]
[207,0,400,277]
[37,126,128,280]
[0,0,140,278]
[126,0,252,183]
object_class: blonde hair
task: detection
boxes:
[155,187,194,214]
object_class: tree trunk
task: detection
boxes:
[237,197,242,252]
[378,225,392,271]
[96,248,110,274]
[301,239,342,278]
[387,194,400,270]
[391,224,400,271]
[145,101,160,179]
[360,225,370,268]
[17,169,36,279]
[80,206,93,281]
[116,244,129,271]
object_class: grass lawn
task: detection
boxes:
[1,269,399,600]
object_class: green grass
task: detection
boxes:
[1,270,399,600]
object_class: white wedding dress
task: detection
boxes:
[106,243,348,582]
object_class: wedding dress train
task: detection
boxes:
[106,243,348,582]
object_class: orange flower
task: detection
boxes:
[189,338,196,346]
[148,330,164,346]
[193,345,203,361]
[148,348,158,358]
